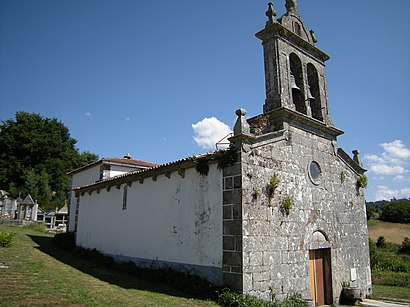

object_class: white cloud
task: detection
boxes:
[364,154,384,164]
[374,185,399,201]
[393,175,406,182]
[374,185,410,201]
[401,188,410,198]
[192,117,232,149]
[369,164,406,175]
[380,140,410,160]
[364,139,409,176]
[85,112,93,118]
[124,116,131,121]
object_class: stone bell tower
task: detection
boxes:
[253,0,342,139]
[227,1,371,304]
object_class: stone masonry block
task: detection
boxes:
[223,236,235,251]
[223,272,243,292]
[223,220,242,235]
[223,251,242,267]
[223,205,232,220]
[223,190,242,205]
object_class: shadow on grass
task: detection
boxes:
[27,234,216,301]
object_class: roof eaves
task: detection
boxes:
[73,152,218,195]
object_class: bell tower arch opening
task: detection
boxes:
[307,63,323,121]
[289,53,306,114]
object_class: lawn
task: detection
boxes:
[371,285,410,303]
[0,225,218,307]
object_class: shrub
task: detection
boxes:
[268,175,280,203]
[372,271,410,287]
[399,237,410,254]
[0,230,15,247]
[376,236,386,248]
[356,175,368,189]
[372,251,410,273]
[281,197,293,215]
[217,289,306,307]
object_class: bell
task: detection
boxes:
[307,85,315,101]
[290,73,300,91]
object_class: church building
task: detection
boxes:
[69,1,372,305]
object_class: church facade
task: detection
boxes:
[69,1,371,305]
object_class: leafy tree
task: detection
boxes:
[366,204,381,220]
[380,199,410,224]
[0,112,98,211]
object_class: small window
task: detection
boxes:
[74,197,80,232]
[122,185,128,210]
[308,161,321,185]
[294,22,302,36]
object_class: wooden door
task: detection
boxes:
[309,249,332,306]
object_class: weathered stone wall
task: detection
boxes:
[239,125,371,302]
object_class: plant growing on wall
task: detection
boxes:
[192,147,237,176]
[281,196,293,215]
[268,174,280,204]
[356,174,368,189]
[214,146,237,169]
[340,170,347,184]
[193,158,209,176]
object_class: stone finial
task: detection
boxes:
[352,149,362,167]
[285,0,300,16]
[265,2,277,26]
[233,108,251,136]
[310,30,318,43]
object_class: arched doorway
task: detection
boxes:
[309,231,333,306]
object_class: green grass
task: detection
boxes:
[0,225,218,307]
[368,235,410,304]
[371,285,410,303]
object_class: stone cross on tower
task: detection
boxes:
[285,0,299,16]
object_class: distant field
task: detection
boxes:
[368,220,410,244]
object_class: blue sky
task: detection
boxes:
[1,0,409,201]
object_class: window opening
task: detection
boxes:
[308,161,321,185]
[307,63,323,121]
[74,197,80,232]
[294,22,302,36]
[289,53,306,114]
[122,185,128,210]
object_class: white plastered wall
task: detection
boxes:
[68,165,100,231]
[76,164,223,271]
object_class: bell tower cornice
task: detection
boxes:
[255,22,330,64]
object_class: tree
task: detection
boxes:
[0,112,98,211]
[380,199,410,224]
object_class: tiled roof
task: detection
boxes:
[73,152,217,193]
[103,158,158,168]
[67,157,158,175]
